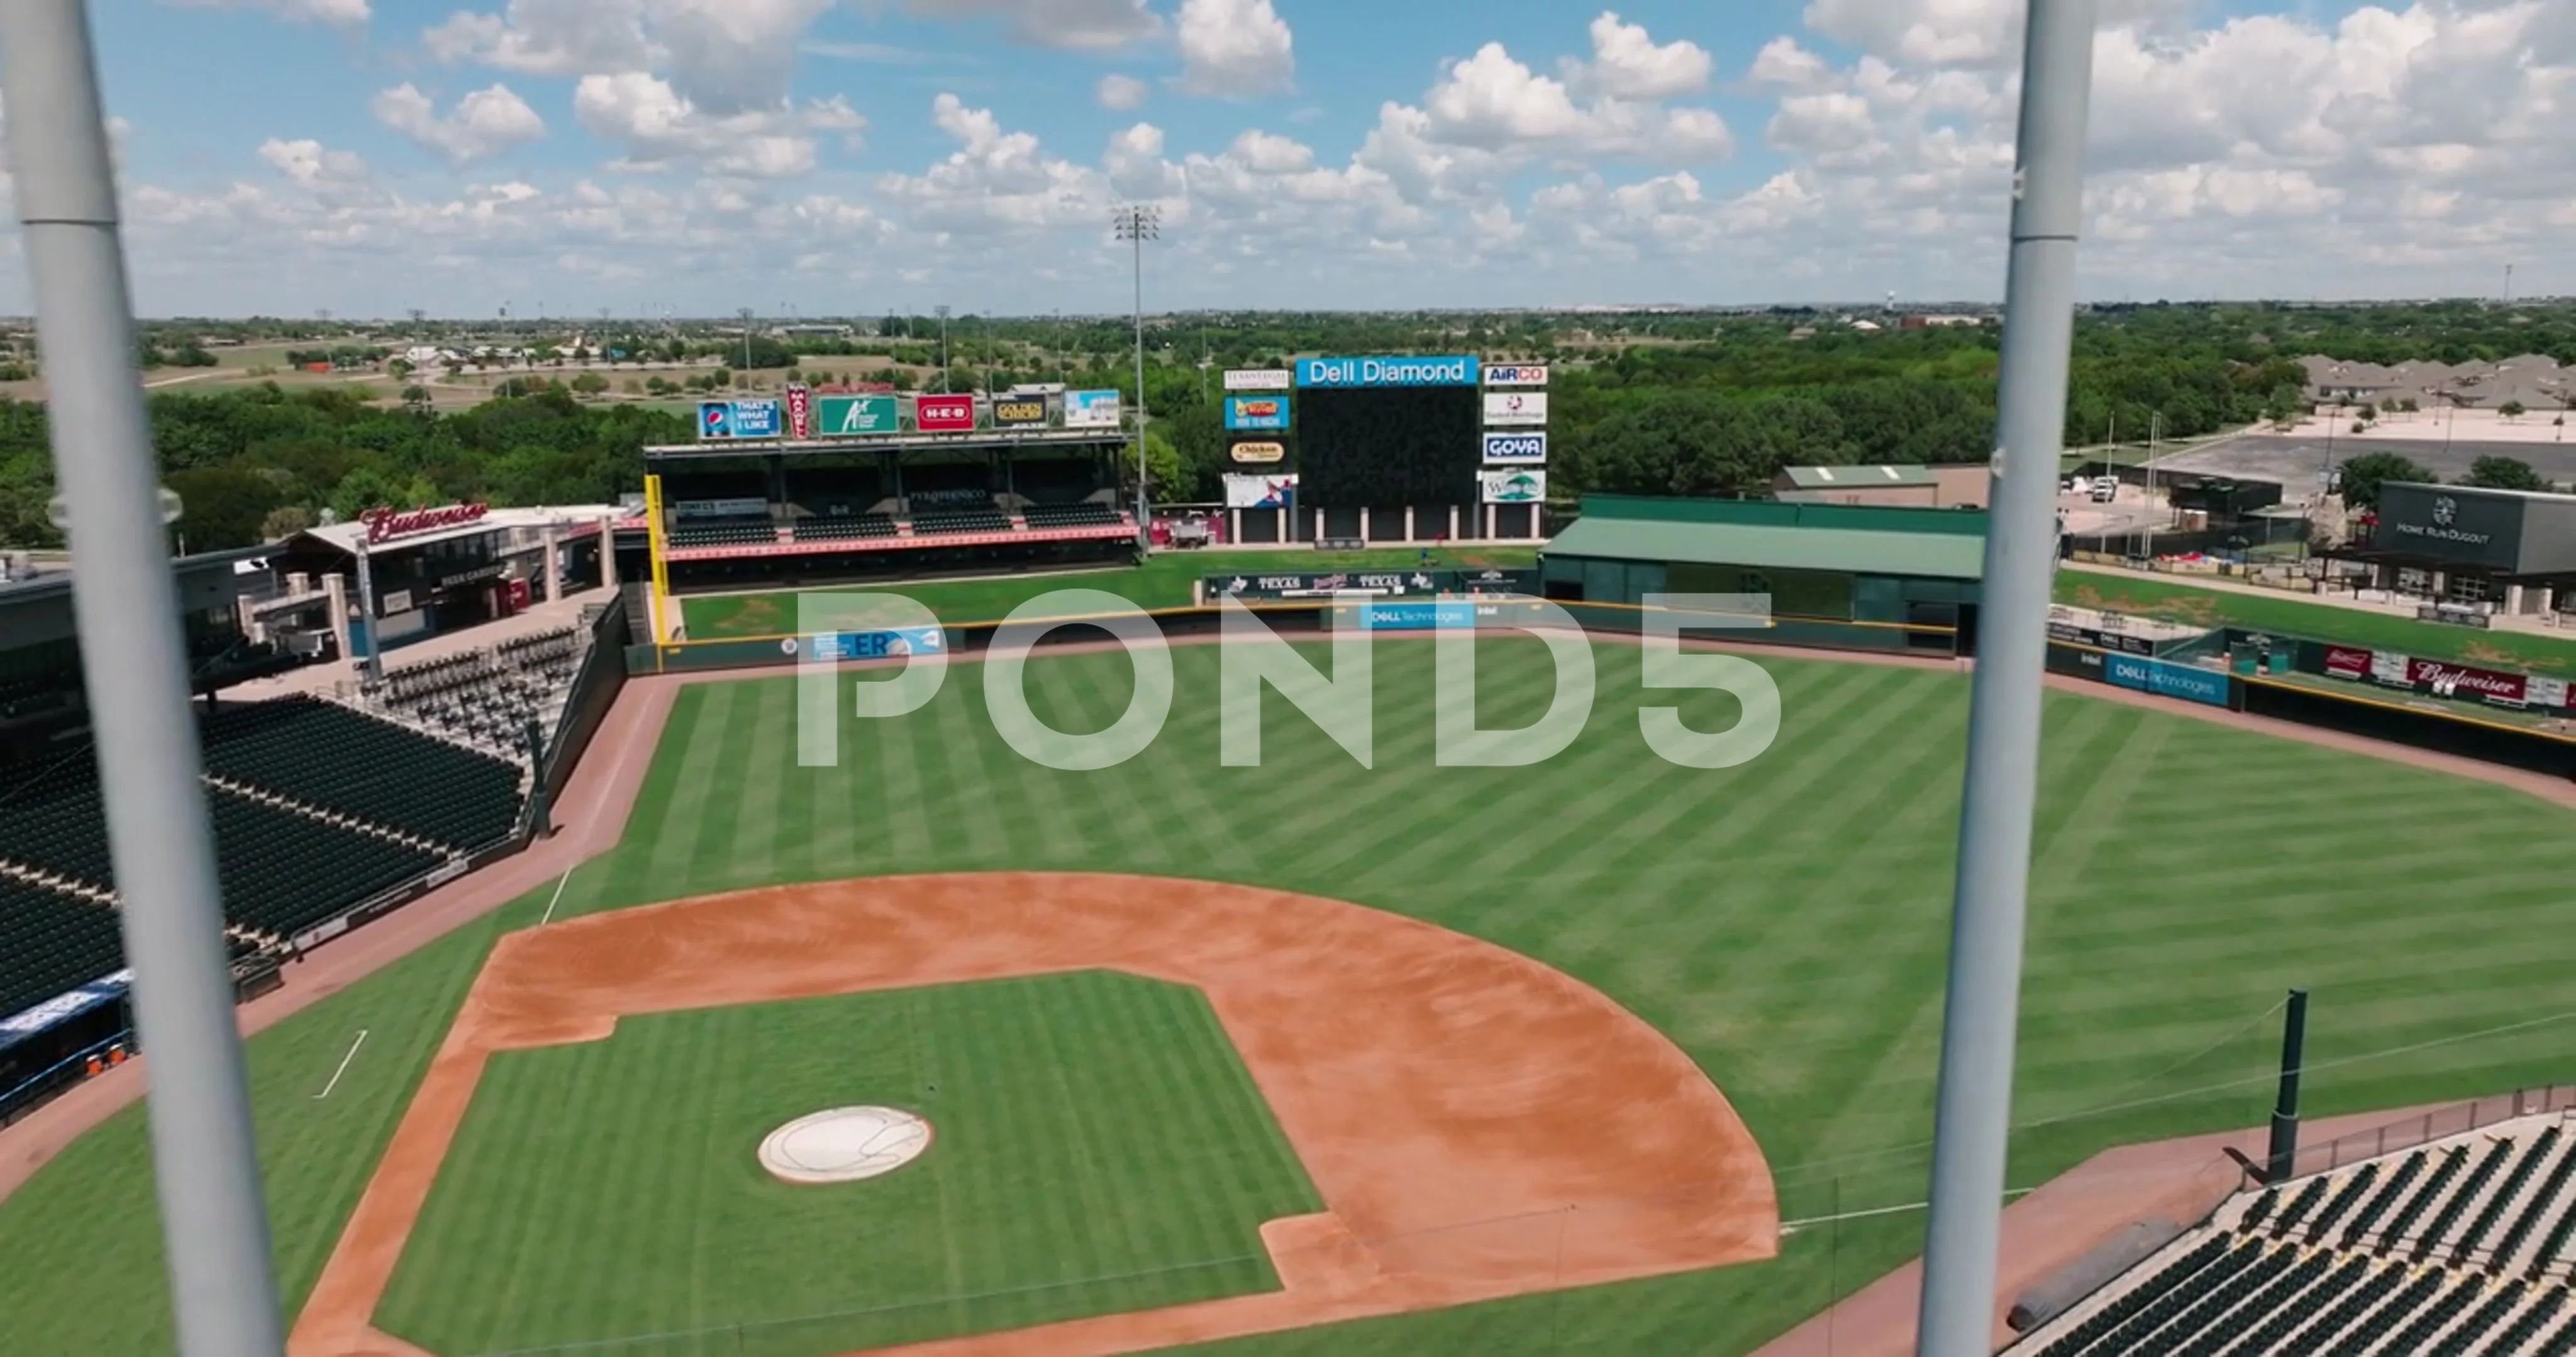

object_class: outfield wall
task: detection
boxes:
[620,597,2576,785]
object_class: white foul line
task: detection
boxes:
[313,1029,369,1101]
[538,868,574,926]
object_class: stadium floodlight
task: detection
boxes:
[1113,204,1160,544]
[0,3,288,1354]
[936,303,952,393]
[1914,2,2099,1355]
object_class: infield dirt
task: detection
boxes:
[289,872,1781,1357]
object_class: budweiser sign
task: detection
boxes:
[361,503,489,544]
[2406,658,2525,705]
[2323,645,2372,679]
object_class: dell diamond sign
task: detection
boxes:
[1482,432,1547,464]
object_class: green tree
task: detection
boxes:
[2337,451,2434,510]
[570,372,610,397]
[2499,400,2527,420]
[2462,455,2546,492]
[165,466,284,550]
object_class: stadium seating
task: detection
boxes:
[1022,502,1120,528]
[0,877,122,1019]
[666,516,777,548]
[369,627,584,758]
[200,696,522,849]
[2007,1110,2576,1355]
[793,513,899,542]
[908,501,1011,535]
[204,794,441,939]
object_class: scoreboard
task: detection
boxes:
[1292,355,1482,510]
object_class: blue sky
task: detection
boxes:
[8,0,2560,316]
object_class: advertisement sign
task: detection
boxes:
[914,393,975,432]
[2106,654,2230,707]
[1224,395,1292,432]
[697,398,781,441]
[360,503,489,544]
[784,384,813,440]
[1484,364,1548,387]
[0,968,132,1041]
[1354,600,1479,630]
[991,396,1049,427]
[2375,483,2523,569]
[1481,432,1548,464]
[799,627,945,663]
[1230,440,1287,465]
[816,394,899,437]
[2406,658,2528,705]
[1482,391,1549,426]
[1294,355,1479,388]
[2046,619,2157,656]
[674,498,770,520]
[1222,472,1297,508]
[1224,368,1293,391]
[1211,570,1440,598]
[2324,645,2371,679]
[1478,469,1546,504]
[1062,389,1122,428]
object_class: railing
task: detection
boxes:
[2282,1086,2576,1181]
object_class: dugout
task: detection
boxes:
[1538,495,1988,654]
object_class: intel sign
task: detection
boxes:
[1296,355,1479,389]
[1482,432,1548,464]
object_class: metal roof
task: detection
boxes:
[1779,464,1940,489]
[294,505,617,557]
[1545,513,1987,580]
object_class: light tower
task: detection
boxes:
[1113,203,1160,544]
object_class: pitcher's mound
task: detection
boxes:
[758,1107,932,1185]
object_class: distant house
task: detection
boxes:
[1773,464,1989,509]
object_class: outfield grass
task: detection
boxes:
[378,973,1316,1357]
[8,640,2576,1354]
[677,545,1538,640]
[2054,569,2576,673]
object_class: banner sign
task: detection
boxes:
[1211,570,1443,599]
[1222,472,1297,508]
[2371,650,2410,686]
[2106,654,2230,707]
[991,396,1048,427]
[698,398,780,440]
[784,384,814,440]
[1224,368,1293,391]
[2324,645,2371,679]
[1479,468,1546,504]
[1484,364,1548,387]
[914,394,975,432]
[1295,355,1479,388]
[794,627,945,663]
[2046,618,2158,656]
[1224,395,1292,432]
[360,503,489,544]
[2409,658,2529,705]
[1062,389,1122,428]
[0,968,132,1041]
[2316,644,2572,709]
[1353,600,1479,630]
[817,394,899,436]
[1483,391,1548,426]
[1481,432,1547,464]
[1230,440,1286,465]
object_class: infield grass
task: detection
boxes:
[377,972,1316,1357]
[6,639,2576,1355]
[676,545,1537,640]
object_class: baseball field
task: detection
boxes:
[4,634,2575,1356]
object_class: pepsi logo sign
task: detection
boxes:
[1481,432,1548,463]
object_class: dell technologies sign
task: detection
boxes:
[1294,355,1479,388]
[1482,432,1547,464]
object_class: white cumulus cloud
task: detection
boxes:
[372,83,547,164]
[1174,0,1296,98]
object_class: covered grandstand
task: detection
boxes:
[2005,1107,2576,1354]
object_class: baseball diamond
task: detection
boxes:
[5,635,2576,1357]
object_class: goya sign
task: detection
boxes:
[816,394,899,436]
[1481,432,1546,464]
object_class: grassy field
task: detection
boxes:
[676,545,1540,639]
[2054,569,2576,673]
[378,973,1315,1356]
[7,640,2576,1354]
